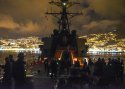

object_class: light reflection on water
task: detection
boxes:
[0,51,125,63]
[0,51,41,64]
[88,52,125,60]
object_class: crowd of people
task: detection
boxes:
[91,58,124,85]
[43,58,72,77]
[43,57,124,86]
[83,58,124,85]
[0,53,26,89]
[0,52,124,88]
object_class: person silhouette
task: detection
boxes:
[0,57,12,89]
[8,54,15,77]
[74,59,80,67]
[50,58,58,78]
[13,52,26,88]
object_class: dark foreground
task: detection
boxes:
[32,64,125,89]
[0,64,125,89]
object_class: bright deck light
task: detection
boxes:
[63,2,66,6]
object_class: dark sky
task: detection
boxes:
[0,0,125,38]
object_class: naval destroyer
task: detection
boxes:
[39,0,88,64]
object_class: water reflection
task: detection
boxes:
[88,52,125,60]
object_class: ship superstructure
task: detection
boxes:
[39,0,88,63]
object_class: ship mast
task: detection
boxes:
[46,0,82,32]
[40,0,88,59]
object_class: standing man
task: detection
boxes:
[13,52,26,87]
[0,57,12,87]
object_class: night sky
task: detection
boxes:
[0,0,125,38]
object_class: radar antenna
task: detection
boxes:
[46,0,82,32]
